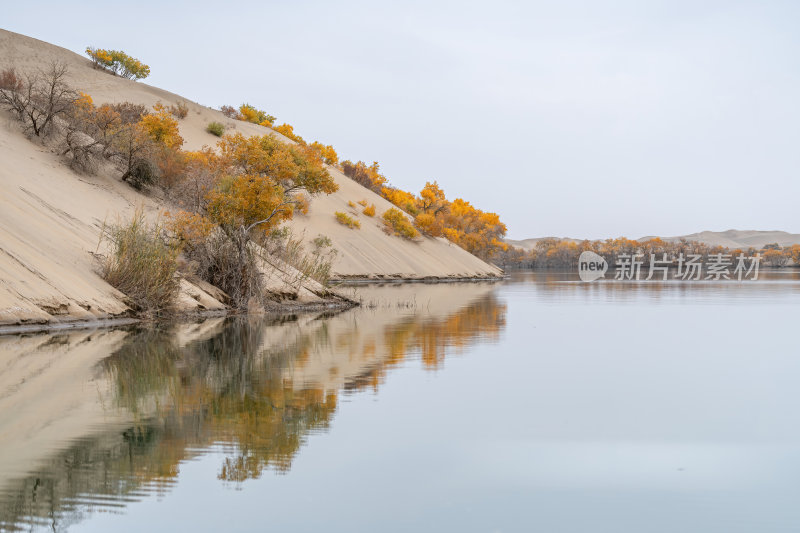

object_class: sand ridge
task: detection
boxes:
[0,29,501,327]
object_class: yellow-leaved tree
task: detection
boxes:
[172,132,337,307]
[310,142,339,165]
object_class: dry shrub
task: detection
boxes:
[341,160,387,192]
[155,147,188,189]
[109,102,149,124]
[177,225,339,307]
[168,156,218,212]
[181,228,263,309]
[335,211,360,229]
[220,105,238,119]
[362,204,376,217]
[168,101,189,119]
[260,230,338,287]
[60,128,101,173]
[0,68,22,91]
[382,208,419,239]
[100,210,179,315]
[0,61,78,137]
[111,125,157,190]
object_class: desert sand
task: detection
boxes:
[0,29,501,327]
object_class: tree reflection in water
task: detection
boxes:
[0,287,505,530]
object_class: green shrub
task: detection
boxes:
[382,208,419,239]
[100,210,179,315]
[207,121,225,137]
[335,211,360,229]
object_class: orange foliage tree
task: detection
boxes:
[197,133,337,238]
[790,244,800,265]
[310,141,338,165]
[167,132,338,306]
[237,104,275,127]
[438,199,507,258]
[273,123,305,144]
[139,103,184,149]
[342,166,506,258]
[341,160,387,192]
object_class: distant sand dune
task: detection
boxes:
[507,230,800,251]
[637,230,800,250]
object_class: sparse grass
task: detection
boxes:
[358,296,418,310]
[206,121,225,136]
[260,231,338,287]
[357,199,367,207]
[100,210,179,315]
[347,200,356,208]
[382,208,419,239]
[362,204,376,217]
[335,211,361,229]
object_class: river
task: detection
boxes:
[1,272,799,532]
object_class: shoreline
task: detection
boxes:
[0,275,507,337]
[331,275,505,284]
[0,276,507,336]
[0,299,358,337]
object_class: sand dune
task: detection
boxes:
[637,230,800,249]
[0,29,501,326]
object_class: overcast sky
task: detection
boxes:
[4,1,799,239]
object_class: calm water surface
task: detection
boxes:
[1,272,799,532]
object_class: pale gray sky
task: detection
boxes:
[4,1,799,239]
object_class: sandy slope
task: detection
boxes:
[288,168,503,279]
[0,28,502,284]
[0,111,233,326]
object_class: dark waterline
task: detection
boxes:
[1,272,799,532]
